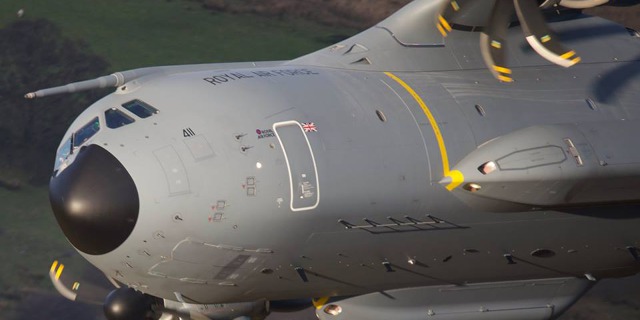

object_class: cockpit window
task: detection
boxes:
[122,99,158,119]
[55,136,72,169]
[105,108,135,129]
[73,117,100,148]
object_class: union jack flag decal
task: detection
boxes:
[302,122,317,132]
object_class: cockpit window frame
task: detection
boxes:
[73,117,101,149]
[54,136,73,170]
[122,99,159,119]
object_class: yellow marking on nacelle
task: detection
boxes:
[446,170,465,191]
[384,72,465,191]
[541,35,551,43]
[313,297,330,309]
[491,40,502,49]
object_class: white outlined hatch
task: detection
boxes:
[273,121,320,212]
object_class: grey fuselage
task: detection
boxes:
[52,12,640,305]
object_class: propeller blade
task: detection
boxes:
[559,0,609,8]
[436,0,496,36]
[436,1,459,37]
[48,260,112,306]
[513,0,581,67]
[480,0,516,82]
[539,0,562,8]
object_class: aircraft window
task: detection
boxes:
[105,108,135,129]
[73,117,100,148]
[54,136,72,169]
[122,99,158,119]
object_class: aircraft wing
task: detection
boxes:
[290,0,638,81]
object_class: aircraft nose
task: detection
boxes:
[49,144,139,255]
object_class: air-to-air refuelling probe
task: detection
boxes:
[27,0,640,319]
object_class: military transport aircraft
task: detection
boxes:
[26,0,640,319]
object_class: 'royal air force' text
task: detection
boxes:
[203,68,319,86]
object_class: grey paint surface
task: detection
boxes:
[45,0,640,319]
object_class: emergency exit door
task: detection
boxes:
[273,121,319,212]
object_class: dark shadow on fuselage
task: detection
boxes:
[556,202,640,220]
[517,22,631,53]
[591,54,640,103]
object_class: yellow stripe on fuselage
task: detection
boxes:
[384,72,464,191]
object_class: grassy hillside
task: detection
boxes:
[0,0,356,72]
[198,0,408,29]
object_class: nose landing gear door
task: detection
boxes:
[273,121,319,212]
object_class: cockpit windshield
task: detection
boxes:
[54,136,72,170]
[53,117,100,174]
[73,117,100,148]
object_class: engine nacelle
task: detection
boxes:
[162,299,268,320]
[449,121,640,211]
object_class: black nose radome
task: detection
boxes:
[49,144,139,255]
